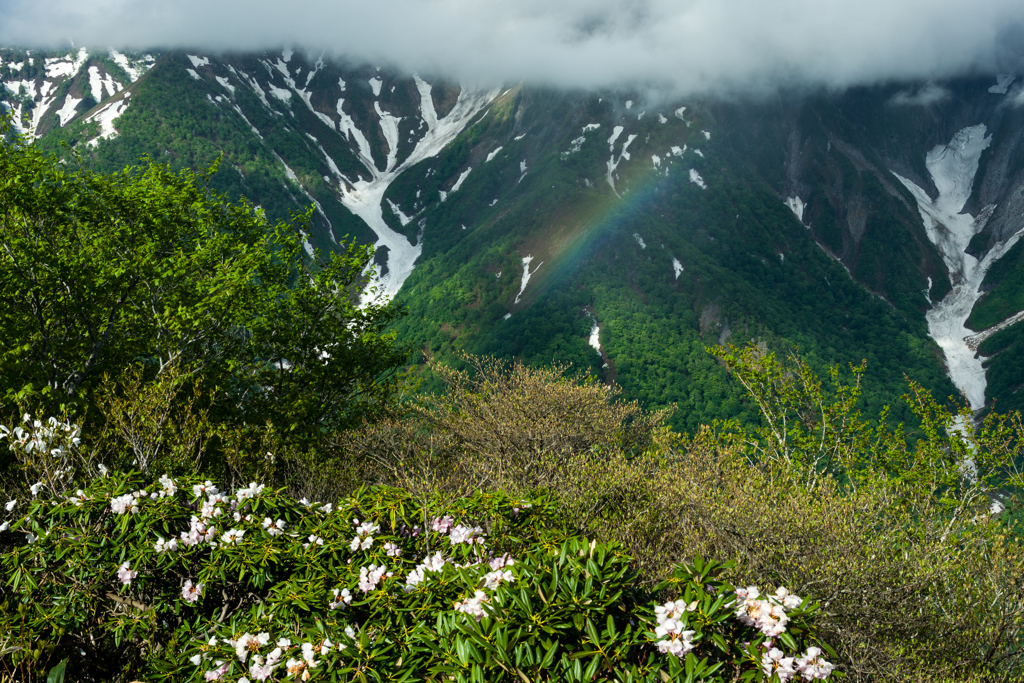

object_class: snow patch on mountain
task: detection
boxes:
[588,319,601,355]
[216,76,236,95]
[186,69,201,81]
[387,199,412,226]
[672,258,684,279]
[45,47,87,79]
[55,96,82,127]
[84,94,131,147]
[785,196,806,224]
[606,132,637,197]
[369,77,383,97]
[450,167,472,193]
[486,146,503,162]
[633,233,646,249]
[187,55,210,68]
[334,81,499,305]
[689,169,707,189]
[109,49,141,81]
[893,124,1024,410]
[607,126,623,151]
[515,255,543,304]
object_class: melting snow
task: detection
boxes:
[55,96,82,126]
[583,123,600,132]
[282,48,294,62]
[45,48,87,79]
[85,94,131,146]
[674,106,687,120]
[503,313,512,320]
[689,169,707,189]
[785,196,806,224]
[633,233,647,249]
[607,126,624,151]
[486,146,503,162]
[108,49,142,81]
[988,74,1015,95]
[703,130,711,140]
[652,154,661,168]
[606,133,637,196]
[588,320,601,354]
[514,134,525,141]
[333,80,500,305]
[186,69,201,81]
[187,55,210,68]
[216,76,236,95]
[625,100,633,109]
[268,85,292,103]
[694,149,704,158]
[368,77,382,97]
[672,258,684,279]
[658,113,668,123]
[515,255,543,304]
[670,146,684,157]
[374,101,402,171]
[450,167,472,193]
[892,124,1024,410]
[386,199,412,226]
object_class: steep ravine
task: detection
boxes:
[894,125,1024,410]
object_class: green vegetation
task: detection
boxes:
[0,123,408,464]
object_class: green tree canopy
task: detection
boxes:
[0,121,408,448]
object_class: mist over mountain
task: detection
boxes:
[3,0,1024,97]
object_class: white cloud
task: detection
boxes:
[1,0,1023,97]
[888,83,952,107]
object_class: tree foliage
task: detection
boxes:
[0,120,408,453]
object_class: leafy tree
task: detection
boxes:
[0,118,408,456]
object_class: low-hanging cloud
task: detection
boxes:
[2,0,1023,97]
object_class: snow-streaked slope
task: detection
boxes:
[324,79,499,304]
[894,125,1024,410]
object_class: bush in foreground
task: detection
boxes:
[0,465,835,683]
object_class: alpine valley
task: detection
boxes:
[5,46,1024,430]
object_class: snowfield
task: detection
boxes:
[894,124,1024,410]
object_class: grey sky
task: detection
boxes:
[1,0,1022,95]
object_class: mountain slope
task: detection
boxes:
[13,47,1024,424]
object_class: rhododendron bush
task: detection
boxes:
[0,468,835,682]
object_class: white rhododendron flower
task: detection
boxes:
[5,500,16,512]
[220,528,245,545]
[110,493,138,515]
[29,482,43,496]
[448,524,485,545]
[305,535,324,549]
[762,647,798,682]
[235,482,265,501]
[155,536,179,553]
[116,561,137,585]
[262,518,286,536]
[157,474,178,498]
[192,481,220,498]
[383,541,402,557]
[359,563,389,592]
[329,587,352,609]
[454,590,490,621]
[0,521,9,532]
[795,647,835,680]
[182,579,204,603]
[483,569,515,590]
[430,515,454,534]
